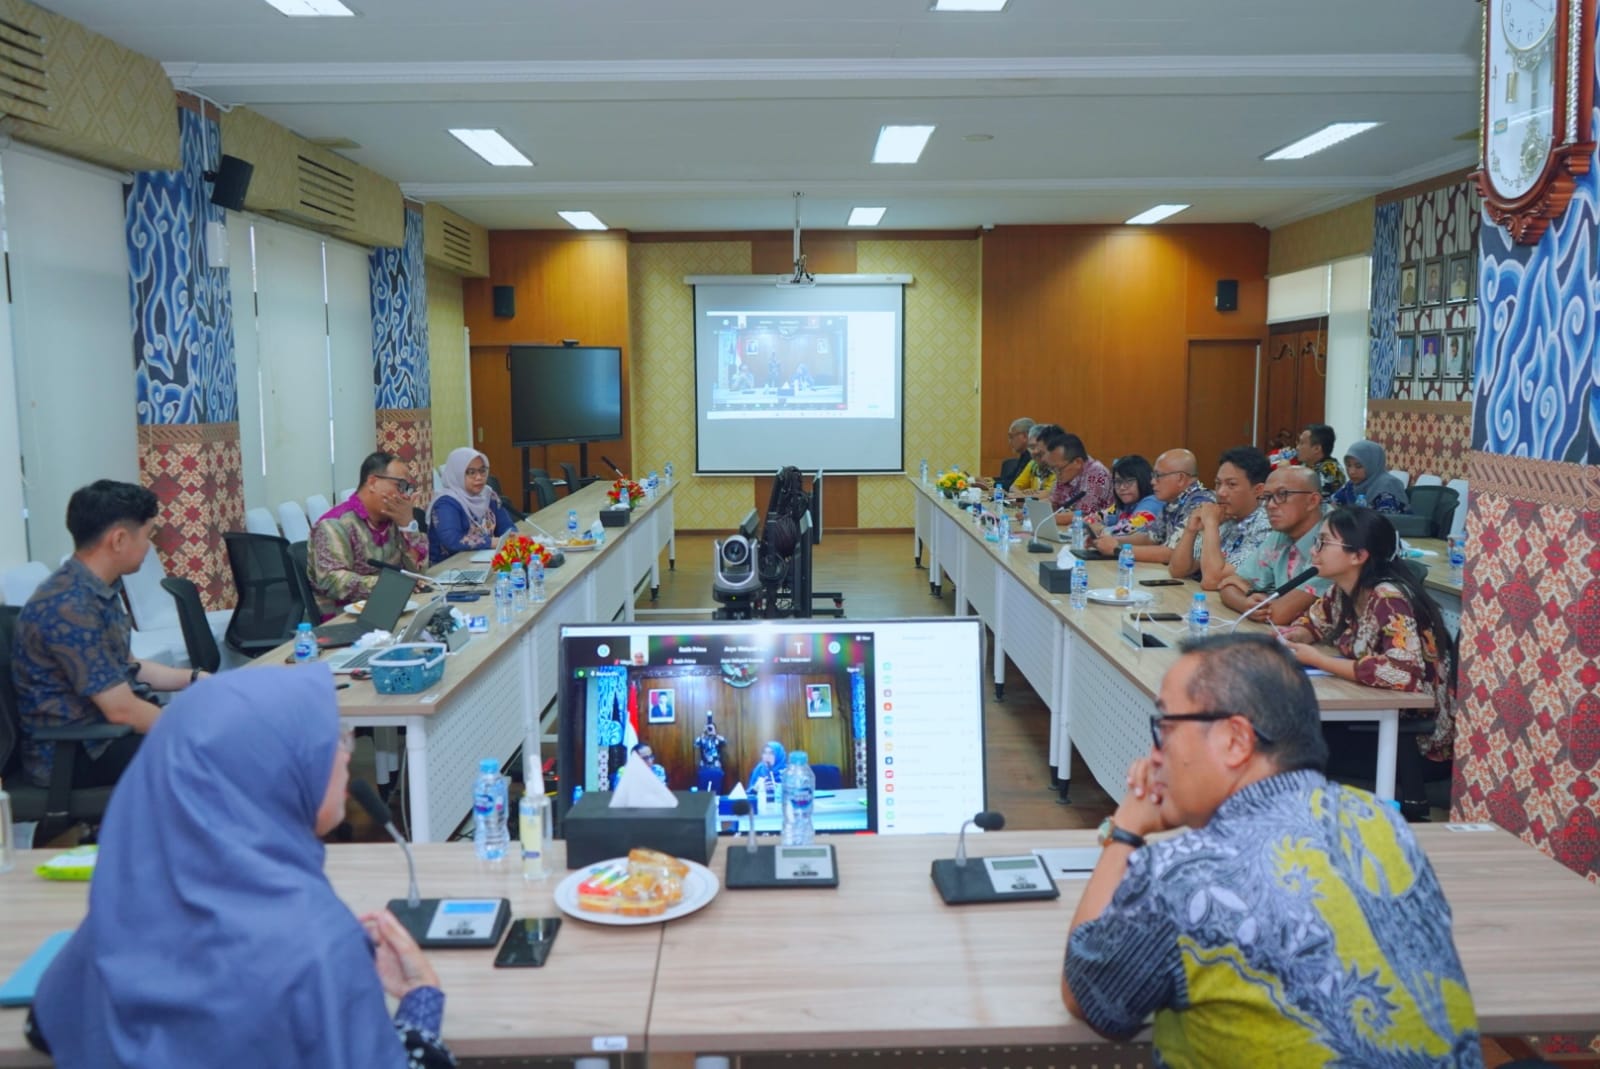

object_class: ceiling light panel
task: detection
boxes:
[449,128,533,167]
[873,125,936,165]
[557,211,608,231]
[1263,122,1381,161]
[848,207,887,227]
[260,0,354,16]
[1125,203,1189,225]
[932,0,1010,10]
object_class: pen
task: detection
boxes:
[335,682,351,690]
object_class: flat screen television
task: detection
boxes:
[509,345,623,447]
[556,618,987,836]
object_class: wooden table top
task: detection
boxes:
[1407,536,1462,597]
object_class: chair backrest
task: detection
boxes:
[532,476,557,510]
[244,507,280,537]
[222,531,305,650]
[1413,473,1442,488]
[339,487,356,502]
[1388,468,1410,488]
[1405,485,1460,538]
[305,494,333,524]
[1446,478,1469,538]
[811,763,843,790]
[276,501,311,543]
[413,506,429,535]
[1,561,50,607]
[286,541,321,626]
[159,576,221,674]
[123,545,179,632]
[560,463,593,492]
[0,605,23,781]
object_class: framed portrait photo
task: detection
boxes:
[805,683,833,718]
[1445,253,1473,303]
[1395,334,1416,379]
[1398,262,1419,309]
[646,688,675,724]
[1442,330,1469,380]
[1421,259,1444,306]
[1417,333,1442,380]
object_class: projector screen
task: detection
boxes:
[690,277,907,474]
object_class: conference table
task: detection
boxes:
[1409,535,1464,635]
[4,827,1598,1066]
[259,478,676,843]
[909,478,1435,804]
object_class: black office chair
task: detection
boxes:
[412,506,429,536]
[0,606,128,846]
[222,531,306,657]
[811,763,843,790]
[286,541,322,626]
[159,577,222,674]
[1390,486,1461,540]
[560,463,598,494]
[532,475,559,510]
[486,474,527,522]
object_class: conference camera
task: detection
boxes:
[713,534,762,594]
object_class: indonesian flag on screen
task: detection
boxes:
[624,680,641,749]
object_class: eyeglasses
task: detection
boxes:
[1313,536,1353,553]
[1262,489,1318,505]
[1152,470,1191,481]
[1113,477,1139,487]
[1148,711,1275,750]
[464,466,488,477]
[373,474,415,495]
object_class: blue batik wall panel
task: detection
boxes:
[1368,201,1401,400]
[128,105,237,426]
[371,207,430,410]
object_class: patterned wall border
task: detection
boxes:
[377,407,434,494]
[136,421,244,610]
[1363,400,1473,484]
[1464,449,1600,510]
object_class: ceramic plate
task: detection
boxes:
[342,599,421,617]
[557,539,600,552]
[1084,588,1154,607]
[554,858,720,926]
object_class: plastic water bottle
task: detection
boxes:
[494,573,512,626]
[1356,493,1369,509]
[591,519,606,545]
[530,558,546,603]
[572,785,585,807]
[473,759,509,864]
[781,751,815,846]
[567,509,579,538]
[999,512,1011,547]
[920,459,929,484]
[993,484,1005,506]
[0,780,14,874]
[1118,543,1136,592]
[1070,510,1087,551]
[664,462,674,485]
[648,471,659,495]
[619,481,631,508]
[293,621,316,663]
[510,561,528,614]
[519,790,551,881]
[1189,592,1210,637]
[1448,535,1466,582]
[1070,558,1089,610]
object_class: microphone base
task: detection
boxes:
[930,857,1059,906]
[1025,540,1053,554]
[726,843,838,889]
[387,896,512,949]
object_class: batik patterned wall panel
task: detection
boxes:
[137,424,244,609]
[1363,400,1473,483]
[372,207,431,410]
[1367,202,1401,400]
[377,408,433,493]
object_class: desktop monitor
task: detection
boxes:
[556,618,987,835]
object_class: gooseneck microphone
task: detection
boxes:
[1050,488,1087,518]
[350,779,420,908]
[599,455,627,478]
[954,810,1006,867]
[366,558,435,590]
[730,798,758,854]
[1229,566,1319,631]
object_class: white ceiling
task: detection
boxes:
[40,0,1484,232]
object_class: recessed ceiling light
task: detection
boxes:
[848,207,887,227]
[932,0,1009,10]
[448,128,533,167]
[873,125,936,165]
[558,211,608,231]
[1125,203,1190,226]
[260,0,355,16]
[1263,122,1381,161]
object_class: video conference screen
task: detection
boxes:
[557,618,986,836]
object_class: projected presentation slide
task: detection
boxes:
[705,310,894,420]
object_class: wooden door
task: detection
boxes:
[1185,340,1259,480]
[1259,331,1300,452]
[469,345,518,506]
[1293,327,1328,433]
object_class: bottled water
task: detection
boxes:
[571,785,584,806]
[591,519,606,545]
[519,789,551,881]
[473,758,509,863]
[1356,493,1369,509]
[1448,535,1466,582]
[781,751,816,846]
[567,509,580,538]
[998,513,1011,547]
[664,462,674,485]
[494,573,512,626]
[619,482,631,508]
[1070,510,1087,551]
[920,459,929,484]
[293,621,316,663]
[1070,558,1089,610]
[993,484,1005,505]
[530,558,546,602]
[510,561,528,614]
[1117,543,1136,592]
[1189,592,1210,637]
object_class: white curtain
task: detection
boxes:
[229,210,266,514]
[2,147,140,567]
[324,237,376,494]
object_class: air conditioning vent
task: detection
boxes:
[439,219,476,270]
[293,153,357,228]
[0,15,52,126]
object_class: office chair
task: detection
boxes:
[244,507,280,537]
[276,501,312,543]
[486,474,527,522]
[222,531,306,657]
[0,606,128,846]
[811,763,843,790]
[1391,486,1460,540]
[159,577,223,674]
[532,475,559,510]
[413,506,429,536]
[560,463,598,494]
[286,541,323,626]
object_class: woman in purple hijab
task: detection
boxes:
[26,665,454,1068]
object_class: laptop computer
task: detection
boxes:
[1023,499,1110,559]
[314,568,413,649]
[327,595,445,673]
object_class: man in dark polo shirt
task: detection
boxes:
[13,480,205,788]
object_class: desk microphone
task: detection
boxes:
[1051,489,1087,517]
[351,779,419,908]
[730,798,758,854]
[366,558,436,591]
[954,810,1005,867]
[930,809,1054,905]
[599,455,627,478]
[1229,566,1319,630]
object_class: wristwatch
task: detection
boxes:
[1096,818,1146,850]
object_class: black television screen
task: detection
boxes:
[509,345,623,446]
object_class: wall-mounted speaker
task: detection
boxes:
[1215,279,1239,312]
[492,285,516,319]
[206,155,253,211]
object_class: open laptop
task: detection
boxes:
[313,568,413,649]
[1023,499,1110,559]
[327,595,445,673]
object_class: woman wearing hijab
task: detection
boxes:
[428,446,517,564]
[27,666,455,1068]
[746,740,788,791]
[1330,440,1411,515]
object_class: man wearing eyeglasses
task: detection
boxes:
[1091,449,1214,562]
[308,452,429,619]
[1215,466,1330,626]
[1061,634,1480,1065]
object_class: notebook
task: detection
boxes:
[0,931,72,1007]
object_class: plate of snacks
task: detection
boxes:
[1084,587,1154,606]
[556,537,600,552]
[555,848,719,925]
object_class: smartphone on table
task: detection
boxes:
[493,917,562,968]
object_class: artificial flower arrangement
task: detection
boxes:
[935,469,971,497]
[491,533,554,572]
[607,478,646,508]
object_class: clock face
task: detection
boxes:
[1486,0,1559,199]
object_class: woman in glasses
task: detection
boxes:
[1279,508,1457,813]
[1093,454,1162,537]
[428,447,517,564]
[27,666,455,1068]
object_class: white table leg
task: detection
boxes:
[406,726,433,843]
[1373,709,1399,802]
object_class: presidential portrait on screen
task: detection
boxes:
[647,688,675,724]
[805,683,833,718]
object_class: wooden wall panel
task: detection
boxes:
[464,232,632,497]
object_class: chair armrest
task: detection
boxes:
[1390,516,1433,538]
[35,722,134,743]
